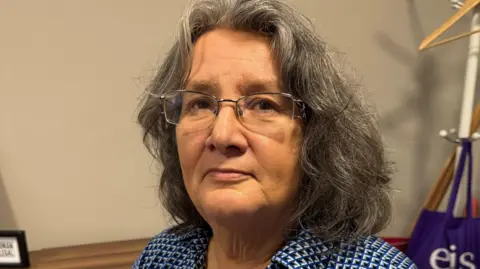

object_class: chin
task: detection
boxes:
[200,188,263,220]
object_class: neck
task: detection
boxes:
[206,222,286,269]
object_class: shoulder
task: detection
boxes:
[132,226,210,268]
[329,236,417,269]
[272,231,417,269]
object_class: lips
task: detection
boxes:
[204,168,253,182]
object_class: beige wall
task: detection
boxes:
[0,0,476,251]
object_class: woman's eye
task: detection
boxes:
[249,99,278,113]
[185,97,214,111]
[256,101,274,111]
[192,100,211,109]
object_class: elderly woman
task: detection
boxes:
[134,0,416,268]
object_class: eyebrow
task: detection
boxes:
[240,79,281,94]
[186,77,282,96]
[185,79,220,95]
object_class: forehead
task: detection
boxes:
[187,29,282,93]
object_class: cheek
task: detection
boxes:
[253,125,303,189]
[176,129,207,184]
[256,122,302,162]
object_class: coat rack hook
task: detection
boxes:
[439,128,480,143]
[451,0,464,10]
[439,129,461,144]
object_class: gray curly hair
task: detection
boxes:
[137,0,393,242]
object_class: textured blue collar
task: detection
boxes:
[271,230,333,268]
[133,226,417,269]
[180,227,333,269]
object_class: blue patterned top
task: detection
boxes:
[133,227,417,269]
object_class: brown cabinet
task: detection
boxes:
[28,238,150,269]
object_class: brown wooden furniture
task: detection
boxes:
[28,238,150,269]
[419,0,480,50]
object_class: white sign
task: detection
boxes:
[0,237,21,264]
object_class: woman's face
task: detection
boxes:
[176,28,303,226]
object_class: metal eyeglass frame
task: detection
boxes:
[146,90,307,125]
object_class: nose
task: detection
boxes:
[205,102,248,156]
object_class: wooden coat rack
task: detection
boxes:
[420,0,480,51]
[411,0,480,233]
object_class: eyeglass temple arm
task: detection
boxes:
[293,99,307,120]
[144,91,167,116]
[144,91,163,99]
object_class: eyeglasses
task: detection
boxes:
[146,90,306,133]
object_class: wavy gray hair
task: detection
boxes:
[138,0,393,242]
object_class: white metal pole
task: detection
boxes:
[453,6,480,216]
